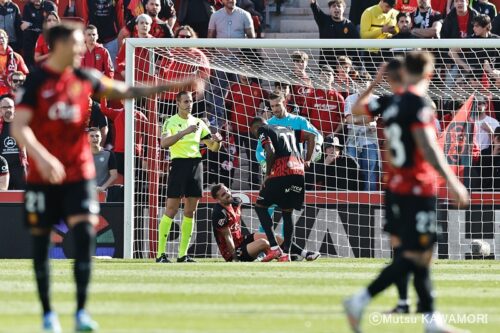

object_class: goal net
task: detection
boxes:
[122,38,500,260]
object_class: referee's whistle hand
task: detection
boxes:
[183,124,198,135]
[212,132,223,142]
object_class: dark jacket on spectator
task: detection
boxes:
[441,7,479,38]
[492,13,500,35]
[307,153,360,191]
[311,2,359,39]
[0,1,22,50]
[83,0,121,43]
[474,146,500,191]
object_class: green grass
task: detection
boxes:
[1,258,499,333]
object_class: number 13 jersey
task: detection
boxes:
[369,91,438,197]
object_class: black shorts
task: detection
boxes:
[235,233,256,262]
[24,180,99,229]
[167,158,203,198]
[257,175,305,210]
[390,193,438,251]
[383,190,399,236]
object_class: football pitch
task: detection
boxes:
[0,259,499,333]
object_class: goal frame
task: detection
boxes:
[123,37,500,259]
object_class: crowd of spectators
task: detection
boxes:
[0,0,498,194]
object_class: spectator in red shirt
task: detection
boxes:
[290,51,313,114]
[395,0,418,13]
[0,70,25,95]
[225,71,264,189]
[21,0,58,68]
[0,29,28,89]
[99,98,149,176]
[81,25,114,79]
[34,11,59,64]
[118,0,174,46]
[80,0,124,69]
[156,25,210,118]
[124,0,176,26]
[116,14,154,82]
[441,0,479,38]
[304,65,345,138]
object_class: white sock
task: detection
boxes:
[398,299,409,306]
[271,245,280,250]
[355,288,371,307]
[301,250,308,258]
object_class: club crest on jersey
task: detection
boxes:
[218,218,226,227]
[68,81,83,99]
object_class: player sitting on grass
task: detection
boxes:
[211,183,320,262]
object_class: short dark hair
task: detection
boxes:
[176,91,191,102]
[472,14,491,29]
[45,11,60,23]
[404,51,434,78]
[0,94,14,102]
[386,57,404,83]
[88,127,100,133]
[494,126,500,138]
[269,92,284,101]
[45,21,84,51]
[328,0,345,7]
[396,12,411,22]
[250,116,266,128]
[210,183,224,199]
[381,0,396,8]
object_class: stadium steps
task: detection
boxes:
[266,0,351,34]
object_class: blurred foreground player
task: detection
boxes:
[343,51,470,333]
[12,22,200,333]
[250,116,317,262]
[210,183,320,262]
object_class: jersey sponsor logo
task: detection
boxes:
[313,103,338,111]
[48,102,80,122]
[285,185,302,193]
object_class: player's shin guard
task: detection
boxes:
[157,215,173,258]
[281,211,294,254]
[255,206,278,247]
[413,265,434,313]
[73,222,95,312]
[33,233,52,314]
[178,216,194,258]
[394,247,410,303]
[367,256,415,298]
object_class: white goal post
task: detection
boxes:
[123,38,500,260]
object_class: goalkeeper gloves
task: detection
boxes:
[312,143,322,162]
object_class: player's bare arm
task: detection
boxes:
[220,226,239,262]
[262,142,276,178]
[351,63,387,118]
[160,124,198,148]
[94,71,202,101]
[11,108,66,184]
[412,125,470,207]
[302,130,317,169]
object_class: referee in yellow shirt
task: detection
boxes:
[156,91,222,263]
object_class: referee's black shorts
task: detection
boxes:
[167,158,203,198]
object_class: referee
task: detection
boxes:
[157,91,222,263]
